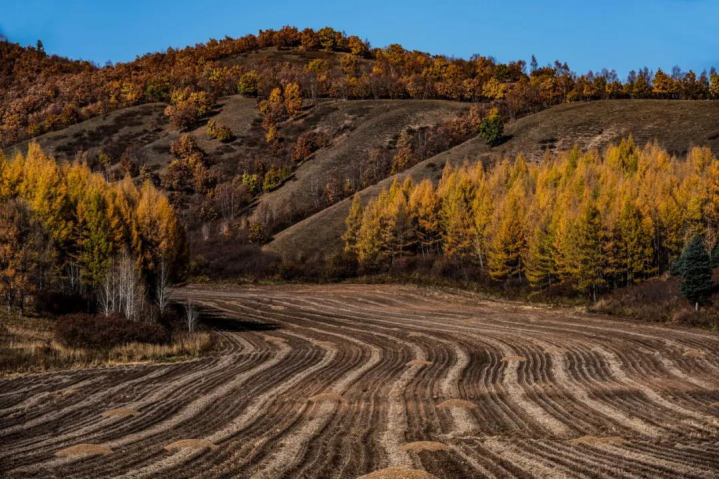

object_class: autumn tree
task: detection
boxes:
[343,194,363,259]
[0,199,50,314]
[488,192,526,282]
[572,200,606,300]
[238,70,261,97]
[284,82,303,118]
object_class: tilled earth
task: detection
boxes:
[1,284,718,478]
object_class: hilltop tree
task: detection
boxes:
[679,235,713,310]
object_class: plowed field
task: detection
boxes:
[2,284,718,478]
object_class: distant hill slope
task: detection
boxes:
[265,99,719,258]
[2,96,260,171]
[250,99,468,225]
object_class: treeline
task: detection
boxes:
[3,25,719,147]
[344,138,719,299]
[0,144,184,317]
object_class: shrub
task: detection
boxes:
[237,70,260,97]
[207,120,233,142]
[215,124,233,142]
[35,291,86,315]
[291,131,331,162]
[478,109,504,147]
[55,314,169,349]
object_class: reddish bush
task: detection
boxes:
[291,131,331,162]
[55,314,169,349]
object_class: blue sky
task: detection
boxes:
[1,0,717,78]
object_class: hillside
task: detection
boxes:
[250,99,469,228]
[266,99,719,258]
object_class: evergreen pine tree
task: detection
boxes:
[679,235,713,310]
[712,242,719,268]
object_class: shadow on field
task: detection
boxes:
[198,306,281,332]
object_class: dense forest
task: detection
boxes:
[2,25,719,148]
[344,139,719,301]
[0,144,184,318]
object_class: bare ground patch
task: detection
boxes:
[55,444,112,457]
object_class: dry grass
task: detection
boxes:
[0,314,216,376]
[589,269,719,328]
[163,439,218,452]
[55,444,112,457]
[357,468,439,479]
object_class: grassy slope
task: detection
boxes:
[266,99,719,258]
[250,99,469,224]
